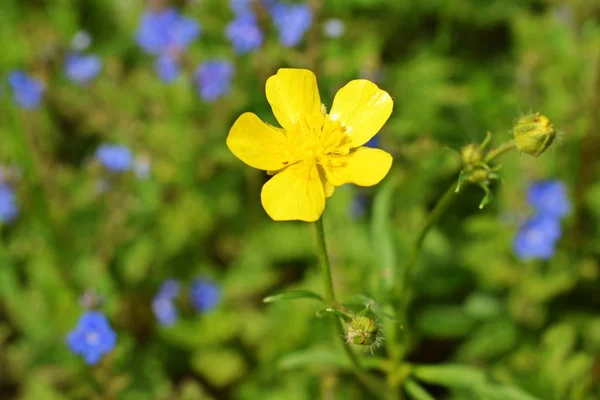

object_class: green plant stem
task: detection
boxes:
[484,140,516,163]
[398,182,458,303]
[314,219,385,400]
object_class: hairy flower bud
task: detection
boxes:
[513,113,555,157]
[461,144,482,167]
[346,315,382,349]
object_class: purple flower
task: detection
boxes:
[152,280,181,326]
[8,71,44,109]
[66,312,116,365]
[195,60,234,102]
[226,13,263,54]
[136,8,201,55]
[527,180,570,219]
[190,278,220,313]
[513,215,562,260]
[65,54,102,84]
[155,54,180,83]
[95,144,133,172]
[271,3,312,47]
[0,184,18,223]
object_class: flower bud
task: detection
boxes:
[461,144,482,167]
[346,315,381,347]
[513,113,555,157]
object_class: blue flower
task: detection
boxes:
[71,31,92,51]
[190,278,220,313]
[0,184,18,223]
[195,60,234,102]
[230,0,253,14]
[513,215,562,260]
[350,193,367,220]
[65,54,102,85]
[95,144,133,172]
[527,180,570,219]
[226,13,263,54]
[134,156,151,179]
[271,3,312,47]
[152,280,181,326]
[323,18,345,38]
[136,8,200,55]
[365,136,380,148]
[8,71,44,109]
[155,54,180,83]
[66,311,116,365]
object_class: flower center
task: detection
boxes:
[298,116,351,168]
[86,331,100,346]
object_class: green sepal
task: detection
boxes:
[316,307,353,321]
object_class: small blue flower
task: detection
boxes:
[66,311,116,365]
[190,278,221,313]
[195,60,234,102]
[155,54,180,83]
[95,144,133,172]
[323,18,345,38]
[365,136,380,148]
[527,180,570,219]
[349,193,367,220]
[152,279,181,326]
[65,54,102,85]
[0,184,18,223]
[8,71,44,109]
[136,8,200,55]
[230,0,253,14]
[271,3,312,47]
[71,31,92,51]
[513,215,562,260]
[226,13,264,54]
[134,156,151,179]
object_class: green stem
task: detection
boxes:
[484,140,516,163]
[314,219,385,400]
[398,182,458,302]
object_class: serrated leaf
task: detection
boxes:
[263,290,324,304]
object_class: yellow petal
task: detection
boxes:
[227,112,290,171]
[266,69,324,133]
[261,162,325,222]
[327,147,393,187]
[329,79,393,148]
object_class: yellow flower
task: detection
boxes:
[227,68,393,222]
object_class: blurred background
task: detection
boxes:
[1,0,600,399]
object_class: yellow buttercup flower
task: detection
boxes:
[227,68,394,222]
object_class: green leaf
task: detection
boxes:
[475,384,540,400]
[277,349,387,371]
[405,379,436,400]
[263,290,324,304]
[413,364,487,388]
[315,307,352,321]
[190,347,246,387]
[371,174,399,292]
[277,349,349,371]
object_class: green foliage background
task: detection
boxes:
[1,0,600,399]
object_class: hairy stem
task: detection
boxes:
[314,219,385,399]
